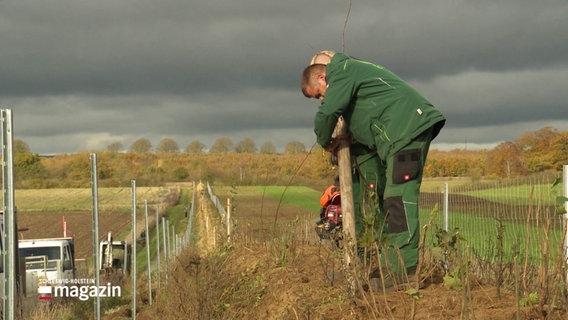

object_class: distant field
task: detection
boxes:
[9,187,171,212]
[461,184,557,205]
[421,178,481,192]
[258,186,322,213]
[212,185,322,213]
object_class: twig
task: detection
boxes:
[342,0,352,51]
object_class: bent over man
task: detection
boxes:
[301,52,446,279]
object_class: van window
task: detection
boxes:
[62,245,73,271]
[20,246,61,260]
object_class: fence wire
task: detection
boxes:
[420,174,565,264]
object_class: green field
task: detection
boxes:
[419,208,563,264]
[461,184,558,205]
[11,183,563,266]
[227,185,563,265]
[257,186,322,213]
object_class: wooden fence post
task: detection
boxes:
[335,117,357,293]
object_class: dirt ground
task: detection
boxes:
[132,187,566,320]
[19,185,566,319]
[202,243,535,320]
[194,225,562,318]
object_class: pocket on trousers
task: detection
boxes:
[385,196,408,233]
[392,149,420,184]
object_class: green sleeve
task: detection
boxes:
[314,61,357,148]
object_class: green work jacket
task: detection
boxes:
[314,53,446,158]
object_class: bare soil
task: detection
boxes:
[131,188,566,320]
[18,211,132,261]
[19,185,566,319]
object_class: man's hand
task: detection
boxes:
[325,134,351,156]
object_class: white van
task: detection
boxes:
[19,238,75,292]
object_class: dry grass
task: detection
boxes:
[10,187,171,213]
[14,183,568,319]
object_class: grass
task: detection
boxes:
[219,184,563,265]
[461,184,557,205]
[134,187,190,272]
[255,185,322,213]
[25,182,566,319]
[11,187,170,212]
[420,178,477,192]
[419,208,563,264]
[129,182,568,319]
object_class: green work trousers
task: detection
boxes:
[351,152,385,246]
[352,128,433,274]
[382,128,433,273]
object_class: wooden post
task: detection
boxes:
[335,117,357,293]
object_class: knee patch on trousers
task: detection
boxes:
[385,196,408,233]
[392,149,421,184]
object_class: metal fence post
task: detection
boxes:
[226,198,231,243]
[155,207,161,291]
[444,182,449,231]
[143,200,152,305]
[166,221,170,260]
[131,180,137,320]
[563,165,568,284]
[1,109,16,320]
[90,153,101,320]
[170,225,174,257]
[162,217,168,284]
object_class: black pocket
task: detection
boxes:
[385,196,408,233]
[392,149,420,184]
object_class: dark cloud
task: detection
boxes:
[0,0,566,154]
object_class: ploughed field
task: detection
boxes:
[18,211,131,260]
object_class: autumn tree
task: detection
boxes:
[485,141,526,178]
[185,140,205,154]
[172,166,189,180]
[306,146,336,180]
[105,142,123,153]
[209,137,233,153]
[128,138,153,154]
[14,139,31,154]
[549,131,568,170]
[516,127,559,173]
[14,143,44,187]
[235,138,257,153]
[64,152,92,186]
[259,141,277,154]
[285,141,306,154]
[156,138,180,153]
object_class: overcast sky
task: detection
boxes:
[1,0,566,154]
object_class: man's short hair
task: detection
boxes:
[310,50,336,65]
[301,64,326,97]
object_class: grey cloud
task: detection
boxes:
[0,0,566,154]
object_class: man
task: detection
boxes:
[308,51,386,252]
[301,52,446,280]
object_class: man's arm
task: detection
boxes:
[314,62,357,148]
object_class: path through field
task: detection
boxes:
[194,181,216,255]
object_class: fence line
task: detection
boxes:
[420,173,565,264]
[207,181,226,218]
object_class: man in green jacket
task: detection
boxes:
[301,52,446,281]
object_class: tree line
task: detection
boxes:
[426,127,568,178]
[112,137,308,155]
[10,126,568,189]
